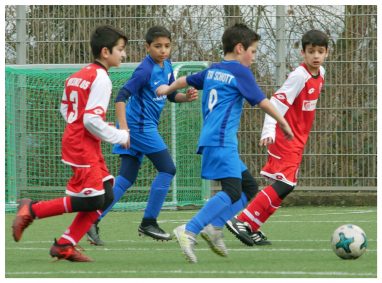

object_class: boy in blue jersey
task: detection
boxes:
[156,23,294,263]
[86,26,198,244]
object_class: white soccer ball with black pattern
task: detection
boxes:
[331,224,367,259]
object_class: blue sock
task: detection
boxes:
[186,191,231,235]
[143,172,174,219]
[99,175,132,220]
[210,193,247,228]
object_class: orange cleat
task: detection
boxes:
[50,239,93,262]
[12,198,34,242]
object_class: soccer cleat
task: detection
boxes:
[173,224,198,263]
[50,239,93,262]
[250,230,272,245]
[200,224,228,257]
[12,198,34,242]
[138,224,172,241]
[225,217,254,246]
[87,223,105,246]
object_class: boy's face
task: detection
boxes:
[102,38,126,68]
[302,44,328,72]
[239,41,259,67]
[146,36,171,65]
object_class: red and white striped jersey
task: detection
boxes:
[261,63,325,163]
[60,63,129,167]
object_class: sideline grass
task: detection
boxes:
[5,206,377,278]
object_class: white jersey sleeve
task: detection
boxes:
[83,69,129,145]
[260,67,306,141]
[260,97,289,141]
[60,89,69,122]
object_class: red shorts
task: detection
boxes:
[260,152,301,186]
[66,156,113,197]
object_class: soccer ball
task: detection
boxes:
[331,224,368,259]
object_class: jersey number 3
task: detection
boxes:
[67,90,79,123]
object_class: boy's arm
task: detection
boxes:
[60,90,69,122]
[83,73,130,147]
[260,96,289,145]
[258,98,293,143]
[156,76,188,96]
[114,87,131,149]
[171,88,198,103]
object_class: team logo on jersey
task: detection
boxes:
[275,93,286,100]
[83,189,93,196]
[153,95,167,102]
[302,99,318,111]
[93,108,104,115]
[308,88,315,94]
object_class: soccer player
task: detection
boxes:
[86,26,198,245]
[226,29,329,246]
[156,23,294,263]
[11,25,130,262]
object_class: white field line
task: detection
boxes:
[154,220,376,224]
[6,246,377,253]
[158,209,376,216]
[153,210,377,224]
[18,238,377,244]
[5,269,377,277]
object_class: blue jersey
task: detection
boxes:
[121,55,175,132]
[186,60,266,149]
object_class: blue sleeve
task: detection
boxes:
[235,68,266,106]
[165,62,177,103]
[115,88,131,103]
[186,69,208,90]
[119,63,151,101]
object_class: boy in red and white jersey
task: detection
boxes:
[226,29,329,246]
[12,25,130,261]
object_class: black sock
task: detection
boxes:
[141,218,157,227]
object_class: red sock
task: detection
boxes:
[57,211,100,245]
[31,197,72,219]
[237,185,282,232]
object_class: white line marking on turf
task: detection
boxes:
[7,247,377,252]
[18,238,376,244]
[5,269,377,277]
[136,219,376,224]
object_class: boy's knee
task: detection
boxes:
[102,179,114,210]
[271,181,295,199]
[221,178,242,203]
[71,195,105,211]
[165,165,176,176]
[241,170,259,201]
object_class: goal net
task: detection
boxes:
[5,62,211,212]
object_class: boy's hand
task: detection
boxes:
[156,85,170,96]
[279,121,294,140]
[259,136,274,146]
[185,88,198,102]
[120,128,130,149]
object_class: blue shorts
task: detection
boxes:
[199,146,247,180]
[112,130,167,163]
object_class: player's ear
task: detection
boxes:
[235,43,244,54]
[144,42,150,53]
[100,47,110,59]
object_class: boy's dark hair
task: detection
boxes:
[301,30,329,50]
[222,23,260,55]
[90,25,127,59]
[145,26,171,44]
